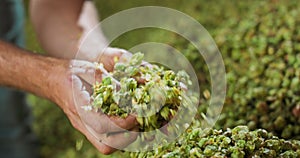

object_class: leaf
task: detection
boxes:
[160,106,170,120]
[102,77,112,85]
[114,62,126,71]
[136,117,144,126]
[76,139,83,151]
[129,52,144,66]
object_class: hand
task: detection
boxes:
[51,60,138,154]
[77,1,133,72]
[97,47,132,71]
[97,47,152,72]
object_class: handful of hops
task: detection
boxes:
[91,52,195,133]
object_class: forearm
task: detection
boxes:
[30,0,84,59]
[30,0,108,60]
[0,40,68,103]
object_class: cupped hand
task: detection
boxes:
[52,59,138,154]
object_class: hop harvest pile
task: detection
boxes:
[180,1,300,139]
[130,126,300,158]
[213,2,300,139]
[91,52,196,132]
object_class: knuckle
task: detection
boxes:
[70,119,80,130]
[100,146,114,155]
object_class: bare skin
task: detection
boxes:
[30,0,83,59]
[30,0,110,62]
[0,0,141,154]
[28,0,141,154]
[0,40,139,154]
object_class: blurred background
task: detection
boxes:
[22,0,300,157]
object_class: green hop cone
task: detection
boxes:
[91,52,197,137]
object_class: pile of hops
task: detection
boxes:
[213,2,300,139]
[91,53,197,133]
[130,126,300,158]
[179,1,300,139]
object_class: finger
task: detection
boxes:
[84,123,138,151]
[78,70,96,86]
[74,87,93,113]
[118,51,132,64]
[70,66,94,74]
[70,60,96,85]
[72,75,83,91]
[72,75,93,110]
[78,108,138,134]
[78,90,90,105]
[87,134,118,155]
[141,60,153,68]
[67,111,117,154]
[84,124,118,154]
[103,47,128,55]
[118,52,152,69]
[108,114,138,130]
[70,60,96,69]
[99,127,139,149]
[80,79,93,94]
[72,75,91,98]
[98,47,131,71]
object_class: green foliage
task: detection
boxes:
[130,126,300,158]
[212,1,300,139]
[24,0,300,157]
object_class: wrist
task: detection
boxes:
[46,58,71,107]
